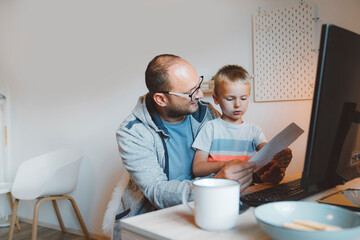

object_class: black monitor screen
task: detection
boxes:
[301,24,360,191]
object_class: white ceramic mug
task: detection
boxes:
[182,178,240,231]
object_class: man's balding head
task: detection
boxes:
[145,54,184,97]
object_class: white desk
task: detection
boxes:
[121,176,360,240]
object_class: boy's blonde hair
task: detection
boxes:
[213,65,251,96]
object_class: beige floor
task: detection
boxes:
[0,221,91,240]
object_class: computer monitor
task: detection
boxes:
[301,24,360,191]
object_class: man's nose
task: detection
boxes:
[194,89,204,100]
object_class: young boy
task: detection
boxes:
[192,65,290,183]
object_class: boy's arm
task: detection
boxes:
[256,142,267,151]
[193,149,225,177]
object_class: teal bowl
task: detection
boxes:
[254,201,360,240]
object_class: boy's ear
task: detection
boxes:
[212,93,219,105]
[153,93,168,107]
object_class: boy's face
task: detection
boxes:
[213,81,250,123]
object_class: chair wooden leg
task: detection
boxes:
[18,195,91,240]
[66,196,91,240]
[52,200,66,233]
[7,198,19,240]
[32,198,44,240]
[7,193,21,231]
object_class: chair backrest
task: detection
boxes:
[12,149,84,200]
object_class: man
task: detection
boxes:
[111,54,291,238]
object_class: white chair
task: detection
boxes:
[7,149,91,240]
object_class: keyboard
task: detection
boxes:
[240,178,318,206]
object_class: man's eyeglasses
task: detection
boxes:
[159,76,204,102]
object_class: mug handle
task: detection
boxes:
[182,183,195,214]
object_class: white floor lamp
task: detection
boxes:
[0,94,11,227]
[0,184,11,227]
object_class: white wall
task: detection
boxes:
[0,0,359,237]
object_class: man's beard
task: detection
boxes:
[166,104,198,119]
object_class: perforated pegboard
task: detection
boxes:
[252,3,317,102]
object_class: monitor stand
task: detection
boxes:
[317,188,360,212]
[327,102,360,185]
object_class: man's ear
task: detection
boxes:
[212,93,219,105]
[153,93,168,107]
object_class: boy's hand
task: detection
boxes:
[257,148,292,184]
[214,160,255,193]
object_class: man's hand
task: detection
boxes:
[214,159,256,193]
[257,148,293,184]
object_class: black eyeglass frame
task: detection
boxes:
[158,76,204,102]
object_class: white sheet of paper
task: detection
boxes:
[249,122,304,171]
